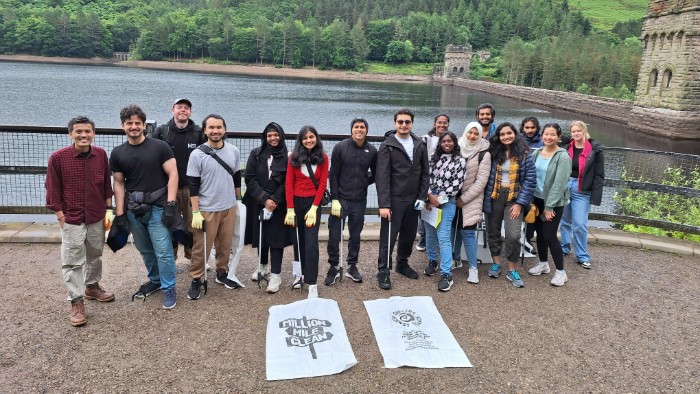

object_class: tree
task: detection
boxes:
[384,39,413,64]
[350,18,369,67]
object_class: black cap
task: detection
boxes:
[173,98,192,108]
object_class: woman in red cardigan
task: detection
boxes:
[284,126,329,299]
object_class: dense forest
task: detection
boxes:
[0,0,643,97]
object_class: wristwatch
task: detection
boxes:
[166,201,176,207]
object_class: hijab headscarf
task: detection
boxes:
[261,122,288,172]
[459,121,482,159]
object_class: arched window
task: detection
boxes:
[651,33,657,51]
[459,67,464,74]
[663,69,672,88]
[659,33,666,50]
[643,34,649,51]
[648,69,658,94]
[452,67,458,74]
[677,31,684,49]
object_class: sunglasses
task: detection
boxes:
[396,120,413,125]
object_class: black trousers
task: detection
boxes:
[533,197,565,270]
[293,196,320,285]
[377,199,418,271]
[327,198,366,267]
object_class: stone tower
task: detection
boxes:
[442,45,472,78]
[630,0,700,139]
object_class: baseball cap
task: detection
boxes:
[172,98,192,108]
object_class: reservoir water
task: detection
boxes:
[1,61,698,154]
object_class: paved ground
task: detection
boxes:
[0,224,698,392]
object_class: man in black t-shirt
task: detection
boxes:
[151,98,205,260]
[110,104,180,310]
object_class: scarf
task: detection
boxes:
[567,140,592,191]
[458,136,479,159]
[491,157,520,202]
[260,122,288,173]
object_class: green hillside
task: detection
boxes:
[569,0,647,30]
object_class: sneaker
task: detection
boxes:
[452,259,464,269]
[528,261,551,276]
[467,267,479,284]
[578,261,591,269]
[488,263,501,278]
[134,281,161,299]
[438,274,453,292]
[267,274,281,293]
[523,240,537,255]
[324,265,341,286]
[416,237,426,251]
[251,264,271,281]
[424,260,438,276]
[377,269,392,290]
[396,263,419,279]
[70,300,86,327]
[550,270,568,286]
[216,272,242,289]
[84,283,115,302]
[187,279,203,300]
[162,288,176,309]
[345,264,363,282]
[506,270,525,288]
[307,284,318,299]
[292,276,303,290]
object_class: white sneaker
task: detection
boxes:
[467,267,479,284]
[528,261,551,276]
[292,276,303,290]
[251,264,271,281]
[550,270,568,286]
[267,274,281,293]
[307,284,318,299]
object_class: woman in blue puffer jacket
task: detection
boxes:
[483,122,536,288]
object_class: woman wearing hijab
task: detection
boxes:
[243,122,294,293]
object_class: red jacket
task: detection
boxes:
[286,154,329,208]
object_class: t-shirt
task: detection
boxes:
[571,147,582,177]
[110,137,174,193]
[535,156,551,198]
[187,142,241,212]
[397,135,414,162]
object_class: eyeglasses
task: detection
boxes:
[396,120,413,125]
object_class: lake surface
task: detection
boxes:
[1,61,699,153]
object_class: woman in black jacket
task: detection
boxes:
[243,122,294,293]
[559,121,605,269]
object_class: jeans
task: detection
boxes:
[327,198,366,267]
[425,199,457,275]
[560,178,591,263]
[127,206,176,290]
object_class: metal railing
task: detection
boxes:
[1,125,699,236]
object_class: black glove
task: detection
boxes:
[162,201,177,228]
[114,214,128,234]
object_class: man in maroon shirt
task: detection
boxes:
[46,116,115,327]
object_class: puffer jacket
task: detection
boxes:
[483,153,536,214]
[458,138,491,226]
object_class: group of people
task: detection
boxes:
[46,99,604,327]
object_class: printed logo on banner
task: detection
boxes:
[279,316,334,359]
[391,309,437,351]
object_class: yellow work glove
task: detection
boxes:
[104,208,114,230]
[191,211,204,230]
[305,205,318,227]
[331,199,341,217]
[284,208,296,227]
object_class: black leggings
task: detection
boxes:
[533,197,565,270]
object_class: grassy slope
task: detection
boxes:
[568,0,647,30]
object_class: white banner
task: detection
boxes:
[266,298,357,380]
[364,296,472,369]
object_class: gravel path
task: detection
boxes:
[1,242,698,393]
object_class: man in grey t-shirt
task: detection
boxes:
[186,114,241,300]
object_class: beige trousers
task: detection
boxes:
[60,221,105,301]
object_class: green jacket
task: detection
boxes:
[532,147,571,210]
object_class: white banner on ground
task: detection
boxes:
[266,298,357,380]
[364,296,472,369]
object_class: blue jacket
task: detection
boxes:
[483,154,536,214]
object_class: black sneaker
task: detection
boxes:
[424,260,438,276]
[134,281,161,299]
[377,269,391,290]
[324,265,341,286]
[215,272,242,289]
[187,279,202,300]
[396,263,419,279]
[345,264,363,283]
[438,274,453,292]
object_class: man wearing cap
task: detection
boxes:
[46,115,115,326]
[324,117,377,285]
[152,98,206,260]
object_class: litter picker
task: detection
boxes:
[256,209,269,289]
